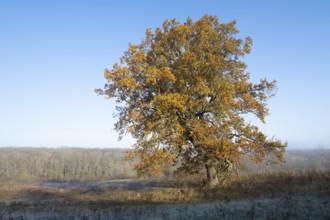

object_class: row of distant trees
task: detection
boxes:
[0,148,328,182]
[0,148,136,182]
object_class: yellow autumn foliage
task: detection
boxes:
[97,15,287,186]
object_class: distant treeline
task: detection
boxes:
[0,148,329,182]
[0,148,136,182]
[239,149,330,173]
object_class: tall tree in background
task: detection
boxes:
[96,15,287,187]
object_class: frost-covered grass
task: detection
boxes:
[0,169,329,219]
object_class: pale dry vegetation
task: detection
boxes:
[0,148,329,219]
[0,147,136,182]
[0,170,329,219]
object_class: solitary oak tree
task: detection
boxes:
[96,15,286,187]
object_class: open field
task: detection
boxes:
[0,148,329,219]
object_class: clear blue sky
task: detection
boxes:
[1,0,329,149]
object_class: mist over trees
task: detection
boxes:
[0,148,328,183]
[0,148,135,182]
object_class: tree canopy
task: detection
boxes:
[97,15,287,187]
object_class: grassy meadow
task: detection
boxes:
[0,148,329,219]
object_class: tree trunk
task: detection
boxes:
[205,162,219,188]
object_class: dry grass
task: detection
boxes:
[0,169,329,219]
[219,169,330,198]
[1,169,329,205]
[1,149,329,218]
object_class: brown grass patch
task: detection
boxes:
[0,169,329,208]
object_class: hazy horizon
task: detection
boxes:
[1,1,329,149]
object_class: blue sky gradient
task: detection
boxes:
[1,0,329,148]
